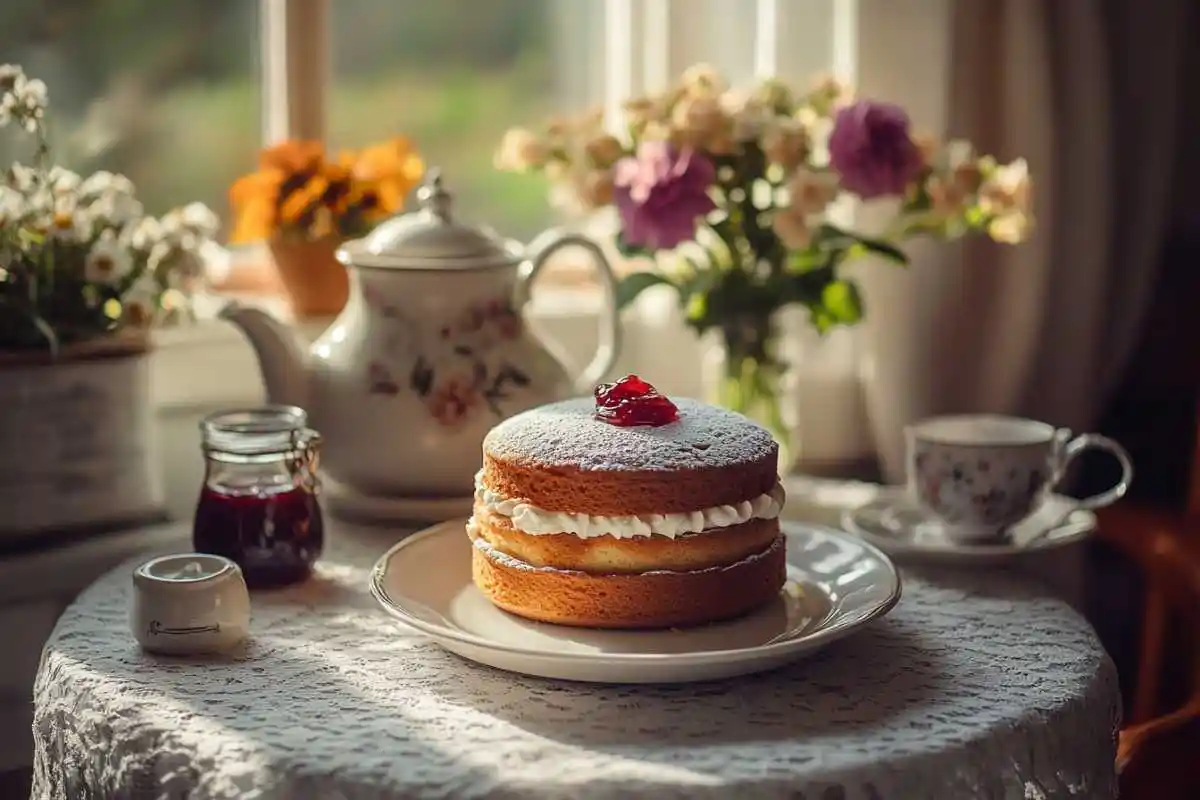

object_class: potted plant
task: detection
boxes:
[229,137,425,319]
[495,64,1033,462]
[0,64,219,538]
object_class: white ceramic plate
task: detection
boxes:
[370,519,901,684]
[322,476,473,525]
[841,487,1097,565]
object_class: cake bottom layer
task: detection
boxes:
[471,535,787,630]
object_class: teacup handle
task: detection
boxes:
[1052,432,1134,510]
[517,228,622,393]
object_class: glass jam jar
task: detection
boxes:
[192,406,324,589]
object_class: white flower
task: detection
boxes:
[0,65,23,88]
[180,202,219,238]
[785,168,840,215]
[6,163,36,191]
[84,232,133,285]
[772,207,812,250]
[121,272,160,326]
[47,194,94,242]
[0,186,25,225]
[87,192,143,229]
[80,170,135,198]
[123,216,164,251]
[47,166,81,195]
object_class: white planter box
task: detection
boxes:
[0,350,164,540]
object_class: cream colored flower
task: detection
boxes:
[576,170,615,209]
[808,73,853,112]
[494,128,550,172]
[583,134,625,169]
[987,211,1033,244]
[671,94,728,147]
[761,118,810,170]
[772,207,812,250]
[785,168,840,215]
[681,63,727,96]
[979,157,1030,215]
[722,92,773,143]
[926,173,970,218]
[84,232,133,285]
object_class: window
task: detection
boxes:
[0,1,260,224]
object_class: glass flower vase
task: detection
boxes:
[702,317,794,470]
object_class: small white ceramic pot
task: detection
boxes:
[130,554,251,655]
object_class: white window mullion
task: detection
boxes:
[641,0,672,93]
[604,0,642,132]
[260,0,328,144]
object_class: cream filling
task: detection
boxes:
[473,471,786,539]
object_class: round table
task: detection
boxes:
[32,521,1120,800]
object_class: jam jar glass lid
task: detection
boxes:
[200,405,314,457]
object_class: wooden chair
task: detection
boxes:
[1096,409,1200,799]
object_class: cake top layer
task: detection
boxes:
[483,397,778,472]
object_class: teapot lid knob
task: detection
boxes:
[417,169,453,222]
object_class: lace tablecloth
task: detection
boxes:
[32,521,1120,800]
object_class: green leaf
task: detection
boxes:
[614,232,655,259]
[818,223,909,265]
[614,272,673,310]
[852,236,908,265]
[820,280,865,325]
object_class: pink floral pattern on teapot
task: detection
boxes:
[363,289,531,427]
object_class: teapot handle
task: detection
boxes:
[516,228,622,394]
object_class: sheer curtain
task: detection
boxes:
[853,0,1188,483]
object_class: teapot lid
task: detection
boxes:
[337,170,522,270]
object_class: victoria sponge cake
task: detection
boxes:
[467,375,787,629]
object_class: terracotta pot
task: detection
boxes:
[0,330,164,541]
[269,237,350,319]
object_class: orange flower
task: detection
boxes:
[229,170,286,243]
[259,140,325,174]
[353,137,424,214]
[279,174,330,225]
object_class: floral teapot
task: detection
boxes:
[220,171,621,498]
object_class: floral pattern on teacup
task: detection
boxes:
[912,446,1050,530]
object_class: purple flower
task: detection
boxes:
[613,141,716,250]
[828,100,923,199]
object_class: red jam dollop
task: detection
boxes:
[594,374,680,426]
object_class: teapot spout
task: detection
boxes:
[219,302,309,410]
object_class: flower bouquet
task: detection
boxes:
[0,64,219,356]
[228,137,424,317]
[495,64,1032,448]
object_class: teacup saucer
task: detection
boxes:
[841,488,1096,565]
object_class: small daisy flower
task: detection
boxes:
[84,231,133,285]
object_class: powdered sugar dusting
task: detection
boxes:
[484,397,778,472]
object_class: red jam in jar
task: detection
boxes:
[192,406,324,589]
[594,374,680,426]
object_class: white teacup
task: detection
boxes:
[905,414,1133,543]
[131,554,251,655]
